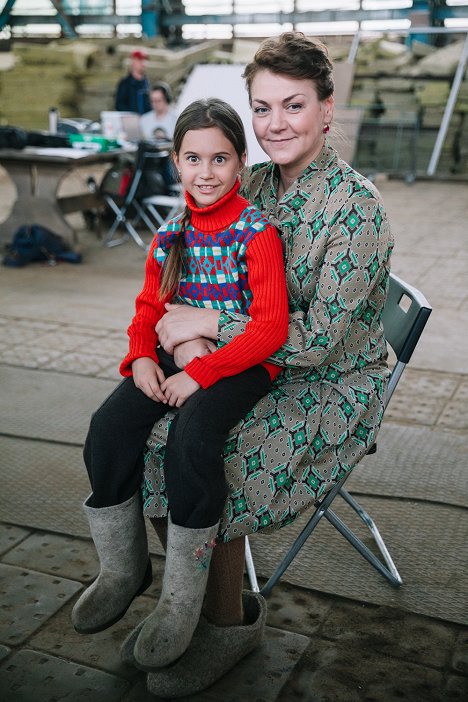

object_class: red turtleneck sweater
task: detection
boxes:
[120,181,288,389]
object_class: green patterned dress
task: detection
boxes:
[141,141,394,542]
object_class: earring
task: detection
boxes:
[323,124,330,134]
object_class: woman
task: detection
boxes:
[130,32,394,697]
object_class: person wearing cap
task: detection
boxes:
[115,49,151,115]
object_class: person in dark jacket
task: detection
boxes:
[115,49,151,115]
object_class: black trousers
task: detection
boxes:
[83,349,271,528]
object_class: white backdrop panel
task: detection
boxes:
[175,64,269,166]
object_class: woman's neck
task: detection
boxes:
[277,138,326,198]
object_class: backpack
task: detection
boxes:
[2,225,82,268]
[0,126,28,150]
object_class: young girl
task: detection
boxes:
[72,98,288,669]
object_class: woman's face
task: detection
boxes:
[250,70,334,176]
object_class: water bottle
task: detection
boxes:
[48,107,59,134]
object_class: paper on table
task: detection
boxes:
[31,148,97,158]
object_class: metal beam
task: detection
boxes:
[160,9,413,26]
[49,0,78,38]
[141,0,159,38]
[3,5,468,31]
[427,31,468,175]
[0,0,16,32]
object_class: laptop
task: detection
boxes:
[120,113,144,142]
[100,111,143,142]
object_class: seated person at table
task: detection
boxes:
[140,82,178,141]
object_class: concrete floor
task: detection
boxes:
[0,169,467,701]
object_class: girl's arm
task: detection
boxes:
[120,237,167,376]
[180,226,289,389]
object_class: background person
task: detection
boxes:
[115,48,151,115]
[140,82,178,141]
[71,99,288,672]
[137,31,395,698]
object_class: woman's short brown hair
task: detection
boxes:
[243,32,334,103]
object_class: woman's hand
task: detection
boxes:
[173,338,217,368]
[156,303,221,353]
[161,371,201,408]
[132,357,167,403]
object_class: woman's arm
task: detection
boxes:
[155,304,220,353]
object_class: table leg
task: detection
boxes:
[0,162,76,246]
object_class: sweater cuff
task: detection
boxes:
[119,348,159,377]
[184,357,221,389]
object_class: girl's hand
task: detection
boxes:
[156,303,221,353]
[132,357,167,403]
[173,338,217,368]
[161,371,201,408]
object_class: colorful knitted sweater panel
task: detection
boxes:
[120,180,289,389]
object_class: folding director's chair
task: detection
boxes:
[101,141,184,251]
[245,272,432,596]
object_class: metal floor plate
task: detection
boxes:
[1,433,467,625]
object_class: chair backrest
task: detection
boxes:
[100,143,173,203]
[382,272,432,404]
[130,143,173,201]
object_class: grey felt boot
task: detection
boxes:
[71,492,152,634]
[133,515,219,671]
[146,591,267,698]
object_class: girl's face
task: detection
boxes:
[173,126,245,208]
[250,69,334,177]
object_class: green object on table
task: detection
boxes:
[68,134,120,152]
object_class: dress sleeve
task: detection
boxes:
[119,237,166,376]
[184,226,289,388]
[218,194,393,370]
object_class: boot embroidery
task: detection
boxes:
[194,537,217,571]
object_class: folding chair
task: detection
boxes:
[101,142,183,251]
[245,272,432,596]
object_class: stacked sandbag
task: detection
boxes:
[347,36,468,176]
[0,38,223,129]
[0,41,99,130]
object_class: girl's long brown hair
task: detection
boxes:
[158,98,247,299]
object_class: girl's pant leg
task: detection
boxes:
[83,375,171,508]
[164,365,271,529]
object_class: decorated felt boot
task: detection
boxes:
[71,491,152,634]
[133,514,219,671]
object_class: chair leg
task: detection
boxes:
[332,489,403,586]
[245,537,260,593]
[257,479,402,597]
[102,196,150,251]
[133,200,160,232]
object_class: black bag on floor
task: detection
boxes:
[3,224,82,267]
